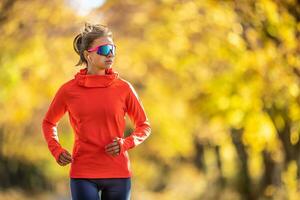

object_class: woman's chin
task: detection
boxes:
[96,64,111,70]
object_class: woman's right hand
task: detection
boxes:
[57,151,73,166]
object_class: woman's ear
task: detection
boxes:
[83,50,90,62]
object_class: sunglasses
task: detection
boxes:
[87,43,116,56]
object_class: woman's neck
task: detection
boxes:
[87,66,105,75]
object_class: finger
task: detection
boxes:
[57,160,66,166]
[57,160,63,165]
[59,158,70,165]
[112,150,119,156]
[105,146,120,153]
[107,149,120,154]
[106,150,119,155]
[64,151,72,158]
[60,154,72,163]
[105,145,119,150]
[57,153,68,165]
[105,142,118,149]
[60,155,72,164]
[105,146,119,152]
[107,151,119,156]
[61,152,72,161]
[106,147,120,154]
[108,140,118,146]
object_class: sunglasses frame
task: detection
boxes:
[87,43,116,56]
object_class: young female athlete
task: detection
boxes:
[42,23,151,200]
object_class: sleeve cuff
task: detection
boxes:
[116,138,126,155]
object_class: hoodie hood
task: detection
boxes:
[75,67,119,88]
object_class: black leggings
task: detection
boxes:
[70,177,131,200]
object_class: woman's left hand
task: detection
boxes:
[105,137,120,156]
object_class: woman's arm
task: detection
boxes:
[117,83,151,154]
[42,85,68,162]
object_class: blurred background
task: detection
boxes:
[0,0,300,199]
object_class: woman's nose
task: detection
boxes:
[107,50,114,57]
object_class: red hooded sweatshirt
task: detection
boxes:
[42,67,151,178]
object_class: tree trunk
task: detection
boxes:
[230,128,256,200]
[193,138,206,173]
[214,145,225,188]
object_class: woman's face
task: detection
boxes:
[85,36,115,70]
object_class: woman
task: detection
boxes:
[42,23,151,200]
